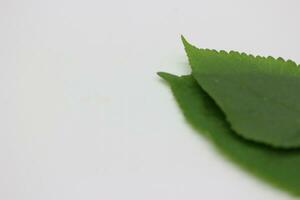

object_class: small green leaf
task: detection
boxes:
[182,36,300,148]
[159,72,300,195]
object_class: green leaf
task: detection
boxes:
[158,72,300,196]
[182,36,300,148]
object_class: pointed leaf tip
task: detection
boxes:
[180,35,186,42]
[181,35,189,47]
[181,35,196,49]
[157,72,178,82]
[180,36,197,60]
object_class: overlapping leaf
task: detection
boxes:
[158,38,300,195]
[158,73,300,195]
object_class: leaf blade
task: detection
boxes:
[160,73,300,196]
[182,37,300,148]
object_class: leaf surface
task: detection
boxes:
[158,72,300,195]
[182,37,300,148]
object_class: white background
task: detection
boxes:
[1,0,300,199]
